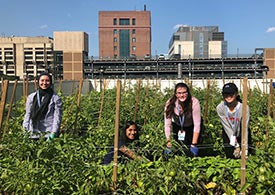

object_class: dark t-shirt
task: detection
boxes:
[103,137,126,165]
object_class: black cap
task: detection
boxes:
[222,83,238,94]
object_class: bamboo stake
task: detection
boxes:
[143,79,149,125]
[0,80,9,138]
[266,80,273,139]
[133,79,141,122]
[98,79,106,127]
[23,78,26,105]
[3,80,18,136]
[271,80,275,120]
[73,79,83,134]
[203,80,210,124]
[240,77,248,191]
[59,92,78,134]
[112,80,121,192]
[58,78,62,92]
[255,79,260,91]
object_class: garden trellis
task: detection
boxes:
[0,78,274,194]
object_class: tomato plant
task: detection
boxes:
[0,81,274,194]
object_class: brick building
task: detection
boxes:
[98,9,151,60]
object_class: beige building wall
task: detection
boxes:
[53,31,89,80]
[0,36,53,79]
[53,31,89,52]
[168,41,194,59]
[209,41,223,58]
[264,48,275,78]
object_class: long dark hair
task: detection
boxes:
[165,82,192,118]
[120,121,140,145]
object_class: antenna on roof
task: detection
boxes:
[144,4,146,11]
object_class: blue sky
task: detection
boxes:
[1,0,275,57]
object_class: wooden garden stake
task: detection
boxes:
[34,78,37,90]
[203,80,210,124]
[98,79,106,127]
[112,80,121,192]
[0,80,9,138]
[133,79,141,122]
[73,79,83,134]
[240,77,248,192]
[23,78,27,105]
[271,80,275,120]
[266,79,273,139]
[58,78,62,92]
[143,79,149,125]
[3,80,17,136]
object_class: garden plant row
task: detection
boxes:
[0,81,274,194]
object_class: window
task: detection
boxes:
[132,18,136,25]
[119,18,130,25]
[113,18,117,25]
[114,46,117,51]
[114,29,117,34]
[132,29,136,34]
[132,46,136,51]
[119,30,130,58]
[114,37,117,42]
[132,38,136,43]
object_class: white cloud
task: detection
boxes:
[40,24,48,29]
[266,27,275,33]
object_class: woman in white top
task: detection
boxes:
[23,72,62,140]
[216,83,252,158]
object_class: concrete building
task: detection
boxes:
[264,48,275,78]
[98,8,151,60]
[168,26,227,59]
[53,31,89,80]
[0,36,54,79]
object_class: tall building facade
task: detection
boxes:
[98,9,151,60]
[0,36,54,79]
[264,48,275,78]
[168,26,227,59]
[53,31,89,80]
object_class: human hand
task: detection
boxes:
[166,140,172,147]
[190,145,198,157]
[233,147,241,158]
[46,133,55,142]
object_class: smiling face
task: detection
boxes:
[223,92,238,106]
[175,87,188,102]
[39,75,51,90]
[125,124,137,140]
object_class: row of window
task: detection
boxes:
[114,29,136,34]
[113,46,136,52]
[113,18,136,25]
[113,37,136,43]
